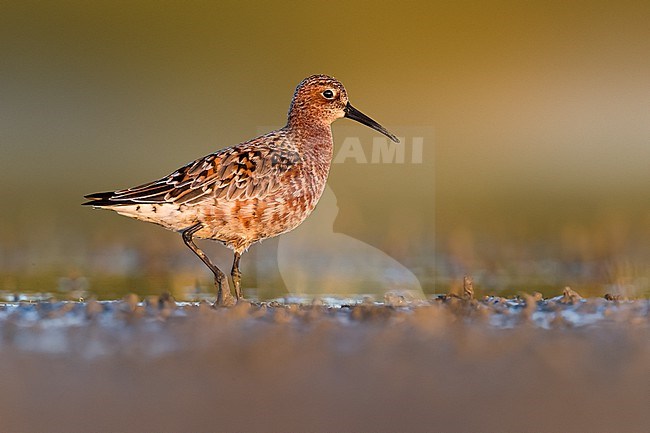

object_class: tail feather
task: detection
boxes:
[82,191,131,207]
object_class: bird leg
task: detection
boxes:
[181,223,234,306]
[231,252,243,300]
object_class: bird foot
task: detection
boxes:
[214,278,236,307]
[214,296,236,307]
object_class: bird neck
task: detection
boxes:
[285,119,333,155]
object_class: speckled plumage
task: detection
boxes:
[84,74,398,305]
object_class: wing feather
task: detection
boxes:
[83,132,302,207]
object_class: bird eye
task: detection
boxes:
[322,89,335,100]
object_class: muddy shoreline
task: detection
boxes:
[1,296,648,433]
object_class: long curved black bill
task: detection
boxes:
[344,102,399,143]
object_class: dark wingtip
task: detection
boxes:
[82,191,118,207]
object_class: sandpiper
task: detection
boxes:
[83,74,399,305]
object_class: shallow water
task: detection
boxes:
[0,295,648,433]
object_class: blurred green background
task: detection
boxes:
[1,0,649,299]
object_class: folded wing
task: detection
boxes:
[83,140,301,207]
